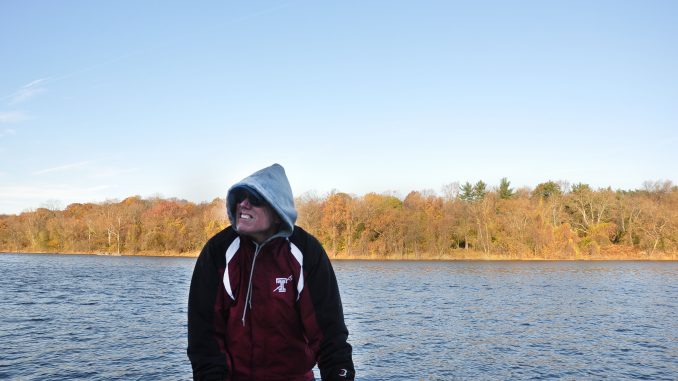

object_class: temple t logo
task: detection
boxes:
[274,275,293,293]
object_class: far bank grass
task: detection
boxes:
[3,247,676,261]
[326,245,677,260]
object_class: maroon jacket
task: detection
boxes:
[187,226,354,381]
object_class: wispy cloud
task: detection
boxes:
[92,167,140,179]
[31,160,140,179]
[1,78,49,106]
[10,87,46,105]
[0,111,28,124]
[0,128,16,138]
[0,184,113,214]
[0,184,111,200]
[23,78,48,88]
[32,160,92,175]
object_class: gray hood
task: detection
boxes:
[226,163,297,239]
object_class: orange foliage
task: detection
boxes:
[1,184,676,259]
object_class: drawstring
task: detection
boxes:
[240,235,287,326]
[242,243,261,326]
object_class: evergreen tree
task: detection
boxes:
[473,180,487,200]
[499,177,514,199]
[460,182,475,201]
[533,181,562,200]
[571,182,591,194]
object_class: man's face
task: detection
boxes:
[234,189,280,243]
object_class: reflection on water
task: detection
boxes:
[1,255,676,380]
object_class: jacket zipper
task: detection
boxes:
[242,243,262,326]
[245,241,263,380]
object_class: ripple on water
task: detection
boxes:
[2,256,677,380]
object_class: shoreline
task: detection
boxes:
[2,250,676,261]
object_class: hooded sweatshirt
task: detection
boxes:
[188,164,355,381]
[226,163,297,239]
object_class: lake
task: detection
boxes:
[0,254,676,380]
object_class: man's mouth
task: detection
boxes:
[240,213,253,220]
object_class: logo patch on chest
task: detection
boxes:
[273,275,293,293]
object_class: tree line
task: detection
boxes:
[1,179,676,259]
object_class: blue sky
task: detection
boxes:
[1,1,676,214]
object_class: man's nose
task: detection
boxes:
[239,198,251,207]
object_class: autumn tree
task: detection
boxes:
[1,182,676,259]
[320,192,353,256]
[354,193,404,257]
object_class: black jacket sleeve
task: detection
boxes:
[294,227,356,381]
[187,232,230,381]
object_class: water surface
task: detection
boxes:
[0,254,676,380]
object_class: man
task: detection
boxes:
[187,164,355,381]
